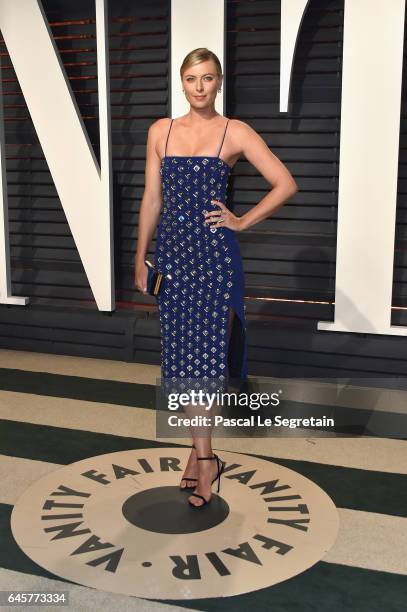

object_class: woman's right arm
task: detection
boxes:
[134,119,165,294]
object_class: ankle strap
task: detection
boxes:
[197,455,217,460]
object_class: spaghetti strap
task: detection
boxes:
[217,119,230,158]
[164,118,174,157]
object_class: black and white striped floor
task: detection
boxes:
[0,349,406,611]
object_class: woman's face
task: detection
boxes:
[181,60,222,108]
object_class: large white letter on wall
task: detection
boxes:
[171,0,225,118]
[0,0,114,311]
[281,0,406,335]
[318,0,406,335]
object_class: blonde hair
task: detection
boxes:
[180,48,222,79]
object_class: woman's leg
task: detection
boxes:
[188,429,218,506]
[179,445,198,489]
[187,308,234,506]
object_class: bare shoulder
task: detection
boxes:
[228,119,257,144]
[148,118,172,157]
[149,117,171,137]
[229,118,256,137]
[227,119,258,156]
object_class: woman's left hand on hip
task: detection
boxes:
[204,200,242,231]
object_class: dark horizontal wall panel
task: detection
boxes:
[225,0,343,315]
[394,9,407,315]
[133,311,407,378]
[0,303,137,361]
[0,0,406,376]
[1,0,169,310]
[226,0,407,325]
[0,0,172,366]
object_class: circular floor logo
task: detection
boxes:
[11,448,339,599]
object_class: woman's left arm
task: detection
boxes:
[233,119,298,232]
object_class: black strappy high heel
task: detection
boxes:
[179,444,198,490]
[188,454,225,508]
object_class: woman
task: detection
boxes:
[135,48,298,508]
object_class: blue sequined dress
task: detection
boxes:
[154,117,248,395]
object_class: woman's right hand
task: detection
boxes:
[135,261,148,295]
